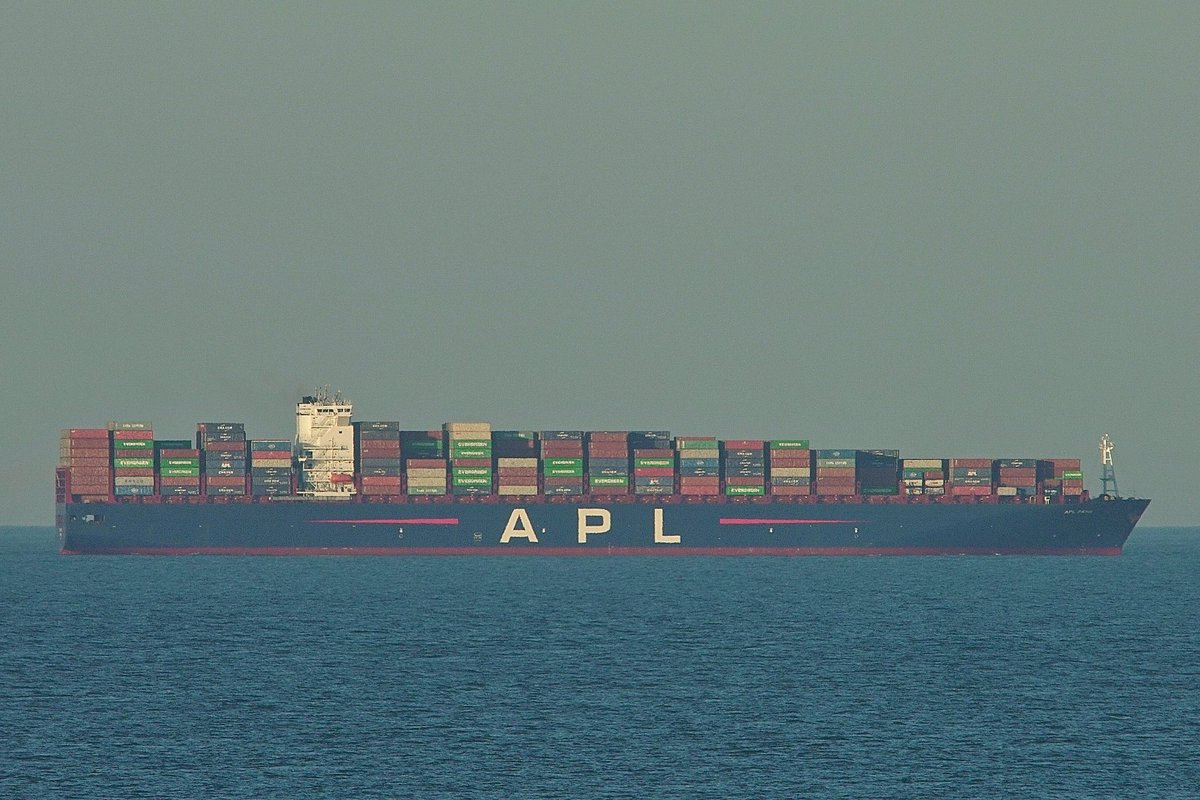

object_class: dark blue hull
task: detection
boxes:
[58,496,1149,555]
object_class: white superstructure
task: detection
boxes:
[295,387,355,496]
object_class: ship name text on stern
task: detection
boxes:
[498,508,681,545]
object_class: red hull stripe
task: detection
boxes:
[61,546,1124,557]
[307,518,460,525]
[719,518,865,525]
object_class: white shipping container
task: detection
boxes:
[114,476,155,486]
[497,485,539,495]
[407,468,447,479]
[498,457,538,468]
[770,467,811,478]
[903,459,943,469]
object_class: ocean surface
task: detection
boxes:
[1,526,1197,799]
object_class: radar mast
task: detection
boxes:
[1099,433,1120,498]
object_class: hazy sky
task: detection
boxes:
[2,3,1196,526]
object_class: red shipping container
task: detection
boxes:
[589,485,629,495]
[61,448,111,459]
[587,432,629,442]
[540,442,584,454]
[723,440,764,449]
[679,485,720,495]
[816,467,855,478]
[678,477,719,487]
[950,458,992,468]
[770,485,812,495]
[725,476,765,486]
[158,448,201,458]
[113,430,154,440]
[950,485,993,496]
[71,484,112,494]
[497,467,538,477]
[633,449,674,458]
[769,457,810,467]
[205,476,245,487]
[69,466,112,478]
[634,468,674,477]
[451,458,491,468]
[61,456,111,467]
[406,458,447,468]
[999,467,1037,478]
[362,476,403,487]
[62,428,109,439]
[587,445,630,457]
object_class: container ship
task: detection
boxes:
[56,390,1149,556]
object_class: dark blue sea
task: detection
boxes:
[2,526,1197,799]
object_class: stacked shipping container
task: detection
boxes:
[814,449,857,496]
[198,423,247,496]
[723,440,766,497]
[902,459,945,497]
[354,422,401,497]
[494,431,539,496]
[59,428,112,500]
[111,422,154,497]
[632,431,674,496]
[677,437,720,496]
[250,439,294,496]
[949,458,993,497]
[541,431,584,496]
[587,432,630,496]
[446,422,492,496]
[768,440,811,496]
[157,438,200,496]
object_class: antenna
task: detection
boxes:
[1099,433,1119,498]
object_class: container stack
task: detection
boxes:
[110,422,154,498]
[59,428,112,500]
[198,423,247,497]
[494,431,539,496]
[995,458,1038,498]
[586,431,630,496]
[541,431,584,496]
[632,449,674,495]
[676,436,720,496]
[948,458,993,497]
[901,459,945,497]
[814,449,857,496]
[249,439,293,497]
[723,440,766,497]
[1039,458,1083,498]
[857,449,900,496]
[446,422,493,496]
[767,440,810,496]
[354,422,401,497]
[156,439,200,496]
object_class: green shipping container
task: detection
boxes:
[676,439,718,450]
[113,457,153,468]
[545,467,584,477]
[1060,470,1083,479]
[451,475,492,487]
[770,440,810,449]
[451,467,492,478]
[113,440,153,450]
[634,458,673,468]
[449,448,492,460]
[726,485,766,496]
[160,458,200,468]
[544,458,583,468]
[160,466,201,477]
[589,476,629,487]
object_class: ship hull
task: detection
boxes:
[59,497,1149,556]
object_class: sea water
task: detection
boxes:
[1,526,1197,798]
